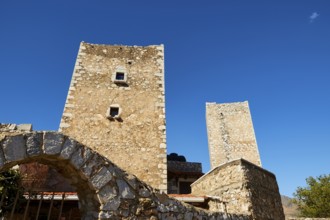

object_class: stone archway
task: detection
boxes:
[0,131,149,219]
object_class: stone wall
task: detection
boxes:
[191,158,285,220]
[0,131,250,220]
[206,101,261,168]
[59,42,167,192]
[244,159,284,219]
[191,159,250,215]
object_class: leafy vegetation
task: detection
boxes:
[293,174,330,217]
[0,169,24,216]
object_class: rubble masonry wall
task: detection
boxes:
[59,42,167,192]
[191,159,285,220]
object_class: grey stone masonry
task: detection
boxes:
[206,101,262,168]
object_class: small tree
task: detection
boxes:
[0,169,23,217]
[293,174,330,217]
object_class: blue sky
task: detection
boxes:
[1,1,329,197]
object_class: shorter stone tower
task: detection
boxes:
[206,101,261,168]
[59,42,167,192]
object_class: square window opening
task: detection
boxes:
[110,107,119,117]
[115,72,125,81]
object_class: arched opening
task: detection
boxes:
[1,162,88,219]
[0,131,164,220]
[0,132,104,219]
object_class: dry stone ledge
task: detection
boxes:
[0,131,250,220]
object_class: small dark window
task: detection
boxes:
[179,182,192,194]
[115,72,125,80]
[110,107,119,117]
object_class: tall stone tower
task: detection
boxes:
[59,42,167,192]
[206,101,261,169]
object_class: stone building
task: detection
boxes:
[0,42,285,219]
[167,153,203,194]
[59,42,167,192]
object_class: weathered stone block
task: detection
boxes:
[43,132,65,155]
[26,132,43,156]
[70,145,93,169]
[117,179,135,199]
[91,166,113,190]
[139,186,151,198]
[98,185,118,203]
[124,174,138,190]
[101,197,121,211]
[59,137,78,159]
[81,153,105,178]
[2,135,26,162]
